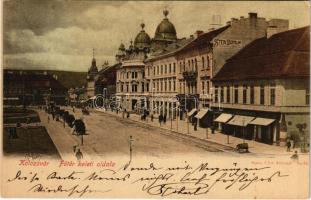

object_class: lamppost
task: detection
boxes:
[152,88,155,114]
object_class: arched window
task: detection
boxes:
[206,56,210,68]
[202,57,205,68]
[195,58,198,71]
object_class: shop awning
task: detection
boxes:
[195,109,209,119]
[249,118,275,126]
[187,108,197,117]
[226,115,255,127]
[214,113,233,123]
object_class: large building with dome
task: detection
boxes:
[115,11,285,116]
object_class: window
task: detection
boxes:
[142,83,144,93]
[179,83,182,93]
[215,86,219,103]
[202,57,205,69]
[191,59,194,71]
[206,81,209,94]
[121,84,123,92]
[183,61,186,72]
[179,62,182,72]
[270,87,275,105]
[165,65,167,74]
[306,89,310,105]
[127,72,129,79]
[164,81,167,91]
[220,86,224,103]
[169,64,171,73]
[160,81,163,91]
[173,80,176,91]
[146,83,149,92]
[126,85,129,92]
[234,85,238,103]
[173,63,176,73]
[157,66,159,75]
[226,86,230,103]
[188,60,191,70]
[153,67,156,75]
[161,65,163,74]
[243,85,247,104]
[206,56,210,68]
[169,81,171,91]
[132,84,137,92]
[250,85,254,104]
[156,82,159,91]
[195,59,198,71]
[202,81,205,94]
[260,85,265,105]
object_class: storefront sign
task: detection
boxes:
[213,38,242,48]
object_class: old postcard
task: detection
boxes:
[1,0,310,198]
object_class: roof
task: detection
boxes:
[147,25,230,62]
[4,72,67,90]
[213,26,310,81]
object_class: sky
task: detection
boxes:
[3,0,310,72]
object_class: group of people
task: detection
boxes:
[158,113,167,126]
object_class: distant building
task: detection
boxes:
[86,56,98,98]
[95,62,120,98]
[3,70,67,105]
[212,26,310,146]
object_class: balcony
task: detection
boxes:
[182,71,197,81]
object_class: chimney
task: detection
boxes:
[266,26,278,38]
[195,30,204,38]
[248,12,257,18]
[226,21,231,25]
[240,16,244,19]
[190,34,194,39]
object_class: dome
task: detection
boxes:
[134,23,151,49]
[154,10,177,41]
[119,43,125,50]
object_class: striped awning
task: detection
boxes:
[214,113,233,123]
[187,108,197,117]
[249,118,275,126]
[195,109,209,119]
[226,115,255,127]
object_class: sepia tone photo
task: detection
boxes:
[1,0,310,198]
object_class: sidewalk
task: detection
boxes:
[96,108,307,156]
[38,110,99,160]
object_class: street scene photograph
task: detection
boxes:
[1,0,310,198]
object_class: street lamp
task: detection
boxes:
[152,88,155,114]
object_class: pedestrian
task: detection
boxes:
[73,107,75,113]
[116,108,119,114]
[75,149,83,160]
[63,117,66,128]
[159,113,163,126]
[47,115,50,123]
[127,111,130,118]
[151,114,154,122]
[286,138,291,152]
[194,119,197,131]
[163,113,167,124]
[122,109,125,118]
[52,112,55,120]
[291,150,299,160]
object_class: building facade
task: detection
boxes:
[212,26,310,146]
[115,11,292,125]
[4,70,67,105]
